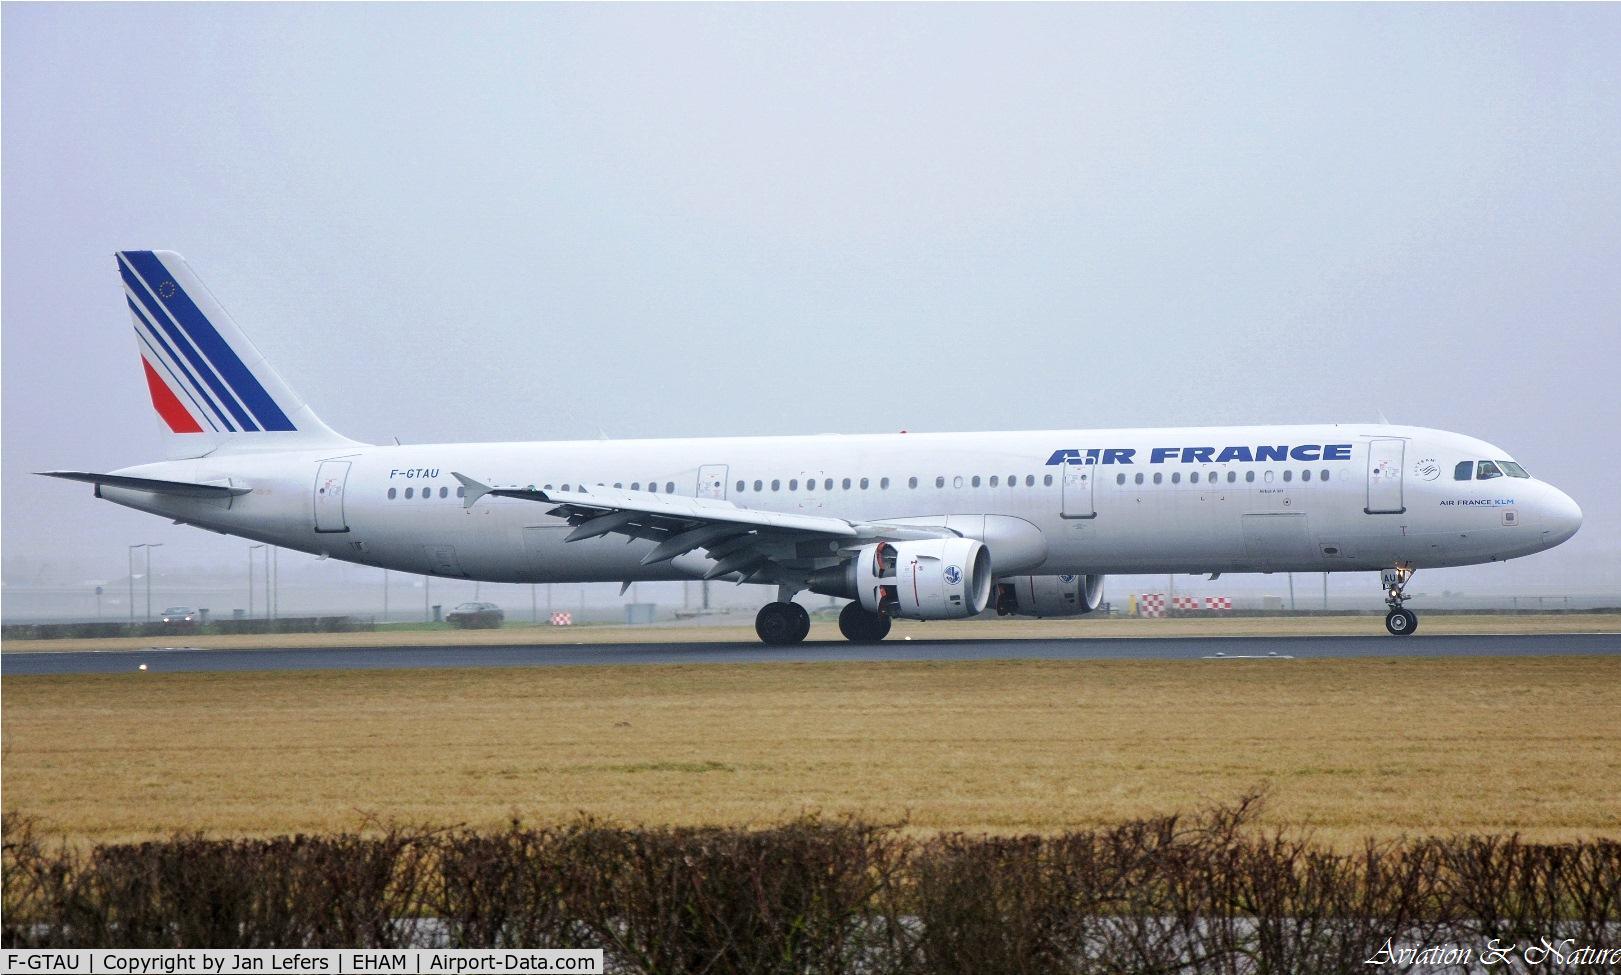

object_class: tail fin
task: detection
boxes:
[116,250,361,458]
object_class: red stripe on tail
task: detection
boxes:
[141,358,204,433]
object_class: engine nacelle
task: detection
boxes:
[809,538,993,620]
[995,574,1105,618]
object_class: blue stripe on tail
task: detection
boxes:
[120,257,248,432]
[121,251,297,432]
[128,298,228,433]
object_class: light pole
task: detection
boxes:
[249,545,265,617]
[270,547,279,623]
[144,544,163,622]
[128,544,147,625]
[383,569,390,624]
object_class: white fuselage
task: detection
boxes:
[98,423,1581,586]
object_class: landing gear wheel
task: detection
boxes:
[755,602,806,646]
[838,602,892,642]
[788,602,811,642]
[1384,608,1418,636]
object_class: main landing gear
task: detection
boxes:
[838,602,891,643]
[1382,566,1418,636]
[755,601,811,646]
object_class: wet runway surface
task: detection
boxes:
[4,632,1619,676]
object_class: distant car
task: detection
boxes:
[446,601,504,629]
[159,606,199,627]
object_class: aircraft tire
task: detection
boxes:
[1384,608,1418,636]
[756,602,804,646]
[838,602,891,642]
[789,602,811,642]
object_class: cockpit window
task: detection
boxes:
[1499,461,1529,478]
[1454,461,1473,481]
[1476,460,1503,480]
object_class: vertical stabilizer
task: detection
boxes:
[116,250,361,458]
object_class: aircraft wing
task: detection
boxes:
[451,472,953,582]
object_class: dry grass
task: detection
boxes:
[4,611,1618,653]
[7,654,1620,848]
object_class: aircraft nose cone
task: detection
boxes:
[1544,486,1582,545]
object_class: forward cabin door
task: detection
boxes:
[1060,459,1096,519]
[313,460,351,533]
[697,464,728,500]
[1364,439,1406,514]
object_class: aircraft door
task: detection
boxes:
[697,464,728,500]
[1364,439,1406,514]
[313,461,351,533]
[1060,459,1096,519]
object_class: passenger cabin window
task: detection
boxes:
[1283,470,1292,483]
[753,480,763,491]
[824,478,833,490]
[1116,473,1125,485]
[1454,461,1474,481]
[842,478,852,490]
[1227,471,1236,483]
[1025,475,1035,486]
[1320,470,1329,481]
[440,486,449,498]
[953,476,964,489]
[404,487,414,499]
[1135,473,1144,485]
[971,476,981,488]
[1476,461,1503,480]
[1245,471,1255,483]
[771,479,781,491]
[860,477,870,489]
[908,477,918,488]
[387,488,397,499]
[1190,472,1199,484]
[1171,472,1181,484]
[936,476,945,488]
[880,477,890,489]
[1302,470,1312,482]
[735,480,744,493]
[1500,461,1530,478]
[1043,474,1053,486]
[665,481,675,493]
[1153,473,1163,485]
[990,476,999,487]
[457,487,465,497]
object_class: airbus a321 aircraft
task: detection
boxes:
[43,252,1583,644]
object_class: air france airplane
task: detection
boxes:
[43,252,1583,644]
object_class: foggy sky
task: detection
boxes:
[4,3,1619,606]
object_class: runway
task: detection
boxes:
[4,632,1619,676]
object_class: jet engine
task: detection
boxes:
[808,538,992,620]
[994,574,1105,618]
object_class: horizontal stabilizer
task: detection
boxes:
[37,470,250,498]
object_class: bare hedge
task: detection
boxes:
[5,800,1618,972]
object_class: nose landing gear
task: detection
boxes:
[1381,566,1418,636]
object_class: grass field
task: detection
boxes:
[4,654,1619,847]
[4,611,1618,652]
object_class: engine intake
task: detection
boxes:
[808,538,992,620]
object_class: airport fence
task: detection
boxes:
[5,800,1619,969]
[0,616,373,641]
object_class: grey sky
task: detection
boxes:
[4,3,1619,608]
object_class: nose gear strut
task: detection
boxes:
[1381,566,1418,636]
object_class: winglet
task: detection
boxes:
[451,472,493,509]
